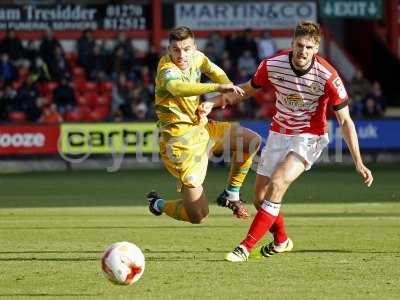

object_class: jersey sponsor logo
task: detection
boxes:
[282,93,303,108]
[333,77,347,99]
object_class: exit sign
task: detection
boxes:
[320,0,383,19]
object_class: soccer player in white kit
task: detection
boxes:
[199,20,374,262]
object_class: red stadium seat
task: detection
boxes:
[89,107,109,121]
[95,94,111,107]
[8,111,27,123]
[72,67,85,80]
[99,81,113,94]
[65,52,78,68]
[73,78,87,94]
[41,81,58,96]
[84,81,98,93]
[76,95,89,107]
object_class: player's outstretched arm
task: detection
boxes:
[166,80,244,98]
[335,106,374,187]
[197,80,257,117]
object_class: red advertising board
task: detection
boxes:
[0,125,60,155]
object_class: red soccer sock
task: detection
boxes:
[241,201,280,251]
[269,212,288,245]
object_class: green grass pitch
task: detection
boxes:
[0,164,399,299]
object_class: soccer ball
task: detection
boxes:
[101,241,145,285]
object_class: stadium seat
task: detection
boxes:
[99,81,113,94]
[8,111,27,123]
[83,92,100,107]
[41,95,53,106]
[88,107,109,121]
[65,52,78,68]
[76,95,89,107]
[73,77,87,94]
[72,67,85,80]
[95,94,111,107]
[41,81,58,96]
[84,81,98,93]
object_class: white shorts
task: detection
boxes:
[257,131,329,177]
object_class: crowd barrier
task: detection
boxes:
[0,119,399,156]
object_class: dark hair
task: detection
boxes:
[169,26,194,42]
[294,21,321,44]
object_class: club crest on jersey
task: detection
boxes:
[309,82,322,94]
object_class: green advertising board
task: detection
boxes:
[319,0,382,19]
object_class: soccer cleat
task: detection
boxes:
[225,245,249,262]
[147,191,163,216]
[249,238,294,259]
[216,191,249,219]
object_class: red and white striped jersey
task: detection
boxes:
[251,50,348,135]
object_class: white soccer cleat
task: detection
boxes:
[225,245,249,262]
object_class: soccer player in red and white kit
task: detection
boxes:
[199,20,374,262]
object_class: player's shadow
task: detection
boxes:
[294,249,400,254]
[0,257,98,262]
[0,293,101,297]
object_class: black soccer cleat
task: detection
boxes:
[216,190,249,219]
[147,191,163,216]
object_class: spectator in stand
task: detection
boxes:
[362,96,384,118]
[39,29,61,68]
[110,47,132,79]
[225,32,243,62]
[236,66,252,83]
[132,82,152,105]
[131,101,148,120]
[242,28,258,59]
[0,29,24,62]
[221,58,237,82]
[111,72,132,117]
[138,65,153,90]
[39,103,63,123]
[347,70,371,117]
[1,83,18,113]
[29,57,51,83]
[24,40,40,65]
[86,42,107,81]
[52,76,75,114]
[114,32,135,58]
[237,50,257,78]
[77,29,95,74]
[257,31,277,59]
[203,43,218,64]
[15,77,42,121]
[48,46,70,81]
[366,81,386,113]
[144,45,160,73]
[0,53,17,84]
[0,81,6,120]
[208,32,225,58]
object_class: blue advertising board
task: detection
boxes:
[240,119,400,150]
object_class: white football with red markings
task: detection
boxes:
[101,241,145,285]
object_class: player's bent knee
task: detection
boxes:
[188,211,208,224]
[269,177,289,194]
[243,129,262,153]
